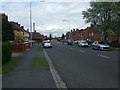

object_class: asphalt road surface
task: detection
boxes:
[45,40,118,88]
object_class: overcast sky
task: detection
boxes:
[0,0,91,37]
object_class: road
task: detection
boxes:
[45,40,118,88]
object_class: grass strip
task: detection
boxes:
[32,57,49,69]
[110,48,120,51]
[2,57,21,74]
[37,46,43,51]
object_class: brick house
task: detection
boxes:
[0,13,8,21]
[66,24,118,42]
[10,22,30,41]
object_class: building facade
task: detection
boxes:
[66,25,118,42]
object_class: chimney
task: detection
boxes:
[33,22,35,32]
[73,28,75,32]
[21,26,24,29]
[0,13,8,21]
[27,29,29,32]
[18,24,20,27]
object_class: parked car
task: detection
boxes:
[42,40,52,48]
[92,41,110,50]
[67,39,73,45]
[78,40,88,47]
[74,40,80,44]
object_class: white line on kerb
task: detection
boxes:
[79,50,85,52]
[43,49,67,89]
[98,55,110,58]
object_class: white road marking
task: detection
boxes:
[79,50,85,52]
[98,55,110,58]
[43,49,67,88]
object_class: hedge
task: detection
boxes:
[2,42,12,64]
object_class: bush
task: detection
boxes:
[2,18,14,41]
[2,42,12,64]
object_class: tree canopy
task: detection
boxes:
[14,30,25,43]
[82,1,120,41]
[61,33,65,40]
[2,18,14,41]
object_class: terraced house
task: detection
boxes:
[66,24,119,43]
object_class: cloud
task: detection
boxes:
[0,2,90,36]
[1,0,92,2]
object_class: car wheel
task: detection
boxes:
[100,47,103,51]
[97,46,100,50]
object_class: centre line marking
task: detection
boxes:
[98,55,110,58]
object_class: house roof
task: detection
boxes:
[10,22,24,32]
[31,31,41,37]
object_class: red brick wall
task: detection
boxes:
[83,31,89,40]
[108,36,118,41]
[93,32,101,41]
[74,30,80,40]
[12,44,26,52]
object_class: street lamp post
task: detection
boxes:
[63,20,70,31]
[30,2,32,47]
[63,20,71,39]
[29,0,45,47]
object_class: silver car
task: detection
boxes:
[42,40,52,48]
[92,41,110,50]
[78,40,88,47]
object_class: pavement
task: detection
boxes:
[2,44,56,88]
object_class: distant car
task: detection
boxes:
[74,40,80,44]
[42,40,52,48]
[78,40,88,47]
[92,41,110,50]
[67,39,73,45]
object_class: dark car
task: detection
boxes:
[67,39,73,45]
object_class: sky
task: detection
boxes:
[0,0,91,37]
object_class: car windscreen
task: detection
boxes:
[44,41,50,43]
[98,42,106,44]
[82,41,87,43]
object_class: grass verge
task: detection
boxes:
[73,44,78,46]
[2,57,21,74]
[37,46,43,51]
[110,48,120,51]
[32,57,49,69]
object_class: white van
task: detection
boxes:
[78,40,88,47]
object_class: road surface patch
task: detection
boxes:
[43,49,67,88]
[70,48,73,50]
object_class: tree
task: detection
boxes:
[61,34,65,40]
[14,30,25,43]
[82,1,120,41]
[2,18,14,41]
[49,33,52,41]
